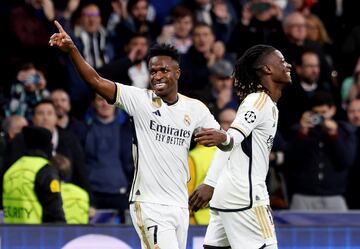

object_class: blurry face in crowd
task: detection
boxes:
[211,76,233,93]
[312,104,336,120]
[128,36,149,61]
[192,26,215,54]
[174,16,193,39]
[149,56,180,102]
[284,13,307,43]
[306,18,319,42]
[32,103,58,133]
[347,99,360,127]
[7,116,28,140]
[81,4,102,33]
[51,90,71,118]
[93,94,116,119]
[131,0,148,22]
[296,52,320,84]
[218,108,236,131]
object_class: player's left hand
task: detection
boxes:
[194,128,227,147]
[189,184,214,212]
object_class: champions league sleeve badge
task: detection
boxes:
[244,111,256,123]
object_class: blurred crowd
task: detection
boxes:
[1,0,360,224]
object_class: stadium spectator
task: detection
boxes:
[98,33,150,88]
[5,100,91,200]
[51,154,90,224]
[198,59,238,117]
[4,63,50,120]
[157,5,193,54]
[278,49,335,138]
[0,115,28,209]
[112,0,160,57]
[179,23,233,97]
[7,0,66,89]
[51,89,87,145]
[50,21,228,248]
[185,0,237,43]
[85,94,133,224]
[227,0,283,58]
[3,126,65,223]
[285,92,356,211]
[345,98,360,209]
[277,11,332,82]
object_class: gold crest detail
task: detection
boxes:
[184,114,191,126]
[152,97,162,108]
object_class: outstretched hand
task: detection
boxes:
[49,20,75,53]
[194,128,227,147]
[189,184,214,212]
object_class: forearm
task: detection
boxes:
[69,47,115,103]
[204,149,230,187]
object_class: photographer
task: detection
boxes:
[4,63,50,120]
[285,92,356,211]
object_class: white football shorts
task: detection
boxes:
[129,202,189,249]
[204,203,277,249]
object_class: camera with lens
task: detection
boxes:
[309,113,325,126]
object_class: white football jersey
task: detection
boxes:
[210,92,278,211]
[114,83,220,208]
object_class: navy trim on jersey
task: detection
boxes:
[210,133,253,212]
[229,126,246,138]
[204,245,231,249]
[129,117,139,203]
[110,82,117,104]
[163,94,179,106]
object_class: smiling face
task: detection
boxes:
[266,50,292,86]
[149,56,180,102]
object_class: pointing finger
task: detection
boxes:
[54,20,66,34]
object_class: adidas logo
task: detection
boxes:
[152,110,161,116]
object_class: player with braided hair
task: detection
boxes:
[191,44,292,248]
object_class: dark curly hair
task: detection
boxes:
[148,43,180,63]
[234,44,276,100]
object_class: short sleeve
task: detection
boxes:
[230,92,267,137]
[195,101,220,129]
[113,83,147,116]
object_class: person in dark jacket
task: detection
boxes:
[285,92,357,211]
[3,126,65,223]
[85,94,133,223]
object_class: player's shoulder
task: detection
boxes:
[178,94,208,109]
[242,92,269,111]
[116,82,150,93]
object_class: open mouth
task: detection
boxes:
[153,82,166,90]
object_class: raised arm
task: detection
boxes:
[49,20,116,103]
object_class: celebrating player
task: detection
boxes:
[191,44,292,249]
[49,20,229,249]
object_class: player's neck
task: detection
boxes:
[162,94,179,105]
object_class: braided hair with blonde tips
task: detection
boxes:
[233,44,276,101]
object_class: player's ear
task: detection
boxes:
[175,67,181,80]
[263,65,271,74]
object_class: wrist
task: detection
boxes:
[221,132,231,146]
